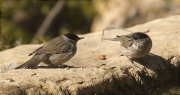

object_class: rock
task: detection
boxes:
[0,15,179,94]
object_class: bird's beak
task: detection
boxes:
[79,37,84,40]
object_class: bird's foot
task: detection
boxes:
[127,56,140,70]
[119,54,124,57]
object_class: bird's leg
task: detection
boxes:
[120,54,124,56]
[119,54,140,70]
[127,56,140,70]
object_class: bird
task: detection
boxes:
[15,33,84,69]
[103,29,152,65]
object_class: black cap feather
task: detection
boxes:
[132,33,148,40]
[64,33,80,40]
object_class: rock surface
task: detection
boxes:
[0,15,180,94]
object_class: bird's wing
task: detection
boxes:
[118,35,134,49]
[15,54,47,69]
[30,36,72,55]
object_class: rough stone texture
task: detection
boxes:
[0,15,180,94]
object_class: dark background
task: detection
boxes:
[1,0,180,50]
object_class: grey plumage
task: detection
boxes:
[103,30,152,58]
[15,33,83,69]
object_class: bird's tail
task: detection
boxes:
[15,55,47,69]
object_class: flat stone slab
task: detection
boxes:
[0,15,179,94]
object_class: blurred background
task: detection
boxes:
[1,0,180,50]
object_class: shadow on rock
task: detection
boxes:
[132,53,179,83]
[120,53,179,94]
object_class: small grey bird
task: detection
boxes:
[103,30,152,59]
[15,33,84,69]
